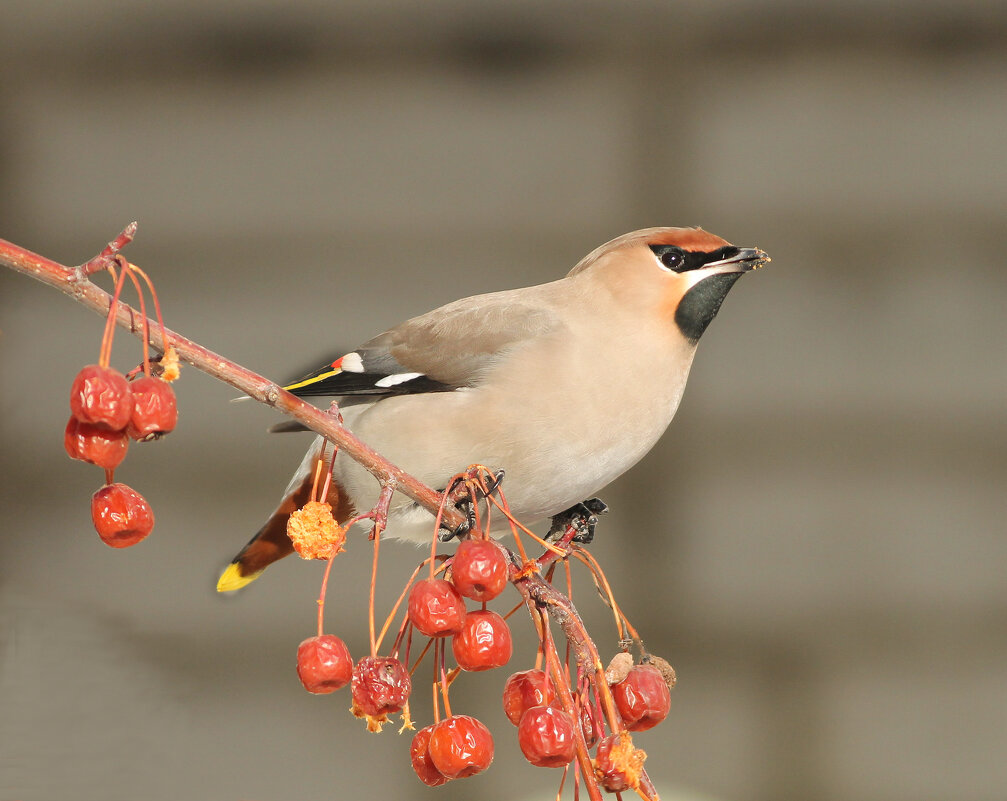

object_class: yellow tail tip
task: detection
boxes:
[216,562,262,592]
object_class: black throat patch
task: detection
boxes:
[675,272,744,344]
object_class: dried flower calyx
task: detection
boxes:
[287,501,346,560]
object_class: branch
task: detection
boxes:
[0,227,465,530]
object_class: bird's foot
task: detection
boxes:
[438,468,506,542]
[547,497,608,545]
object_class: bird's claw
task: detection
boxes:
[438,469,506,542]
[547,497,608,544]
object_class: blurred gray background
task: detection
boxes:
[2,2,1006,800]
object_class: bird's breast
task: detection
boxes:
[333,323,697,540]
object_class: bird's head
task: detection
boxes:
[569,226,769,344]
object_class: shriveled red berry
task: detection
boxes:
[127,376,178,440]
[66,417,129,469]
[502,669,554,725]
[428,715,494,779]
[451,538,508,601]
[593,732,646,793]
[518,705,576,768]
[611,664,671,732]
[452,609,512,672]
[91,483,154,548]
[351,656,411,721]
[70,365,133,430]
[410,724,451,786]
[296,635,353,694]
[408,578,467,638]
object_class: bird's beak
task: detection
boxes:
[704,247,770,275]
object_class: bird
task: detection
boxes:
[217,226,768,591]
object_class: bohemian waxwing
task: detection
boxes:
[217,226,768,591]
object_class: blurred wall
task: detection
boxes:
[2,3,1006,801]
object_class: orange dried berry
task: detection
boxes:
[286,501,346,560]
[593,732,647,793]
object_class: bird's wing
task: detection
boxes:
[283,288,563,398]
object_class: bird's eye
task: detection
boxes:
[658,247,685,271]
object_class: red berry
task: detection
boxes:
[451,539,508,601]
[428,715,494,779]
[410,724,451,787]
[502,669,554,725]
[408,578,467,638]
[66,417,129,469]
[70,365,133,430]
[593,733,646,793]
[351,656,411,718]
[611,664,671,732]
[452,609,512,672]
[127,376,178,440]
[518,705,577,768]
[91,483,154,548]
[296,635,353,694]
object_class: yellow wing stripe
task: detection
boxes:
[282,368,342,392]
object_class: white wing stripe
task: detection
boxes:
[374,372,423,388]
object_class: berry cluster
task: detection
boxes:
[293,517,512,779]
[286,465,674,797]
[402,538,511,783]
[64,257,178,548]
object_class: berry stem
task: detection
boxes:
[429,472,464,580]
[572,549,624,640]
[368,523,381,658]
[98,262,131,368]
[367,480,396,658]
[556,761,571,801]
[438,638,452,719]
[488,491,566,559]
[317,551,337,637]
[573,546,642,647]
[376,557,432,654]
[402,624,414,672]
[502,599,525,622]
[120,258,151,377]
[410,636,434,676]
[430,646,441,724]
[125,262,171,361]
[309,448,325,502]
[319,445,337,503]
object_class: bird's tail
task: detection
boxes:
[216,448,353,592]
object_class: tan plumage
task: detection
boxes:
[218,227,767,591]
